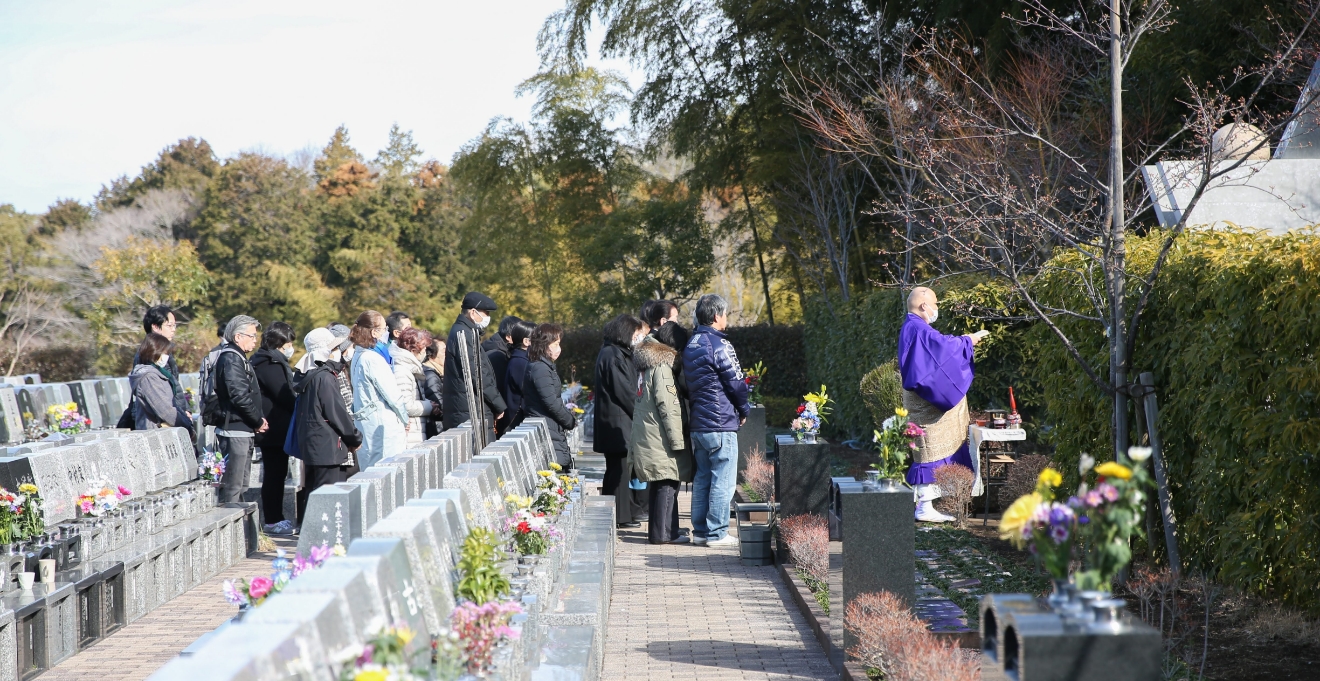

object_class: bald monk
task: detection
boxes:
[898,287,988,522]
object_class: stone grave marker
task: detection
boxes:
[159,428,194,486]
[365,507,454,630]
[298,484,362,556]
[99,380,126,428]
[376,455,417,501]
[281,566,387,646]
[138,430,173,491]
[831,481,915,656]
[336,479,380,534]
[28,450,78,523]
[362,467,402,515]
[102,435,154,496]
[328,552,429,664]
[405,496,465,566]
[19,387,46,429]
[242,591,362,667]
[60,443,105,499]
[474,449,521,497]
[442,462,500,531]
[0,387,22,446]
[394,502,458,573]
[434,437,456,479]
[347,537,434,639]
[66,382,99,430]
[774,435,831,518]
[156,620,329,681]
[421,489,471,543]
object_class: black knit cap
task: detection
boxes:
[461,291,498,311]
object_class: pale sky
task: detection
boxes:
[0,0,624,213]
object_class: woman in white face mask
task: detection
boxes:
[250,321,299,536]
[128,332,195,435]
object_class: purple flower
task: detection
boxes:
[1048,505,1074,527]
[1050,524,1069,544]
[1078,515,1090,525]
[1099,483,1119,502]
[222,580,248,606]
[1084,490,1104,508]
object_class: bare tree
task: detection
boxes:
[772,139,866,305]
[0,287,71,376]
[789,1,1320,457]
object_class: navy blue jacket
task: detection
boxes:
[504,349,530,420]
[682,326,750,433]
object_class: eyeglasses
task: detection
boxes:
[236,331,257,340]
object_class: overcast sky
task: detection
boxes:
[0,0,624,213]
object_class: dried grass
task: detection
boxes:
[1002,453,1054,504]
[933,464,974,528]
[743,447,775,503]
[1243,603,1319,644]
[779,513,828,584]
[846,591,980,681]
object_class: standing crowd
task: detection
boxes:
[122,291,751,547]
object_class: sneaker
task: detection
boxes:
[691,535,708,546]
[706,534,739,547]
[666,535,691,544]
[263,520,296,536]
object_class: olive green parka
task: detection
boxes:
[628,337,693,483]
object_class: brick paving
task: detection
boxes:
[43,536,297,681]
[602,489,837,680]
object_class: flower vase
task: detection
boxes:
[803,431,817,444]
[1047,578,1075,612]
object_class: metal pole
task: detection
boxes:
[1139,372,1180,574]
[457,329,483,449]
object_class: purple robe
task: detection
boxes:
[898,313,975,485]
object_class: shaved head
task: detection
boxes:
[907,287,937,313]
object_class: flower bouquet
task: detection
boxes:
[790,385,831,442]
[999,468,1074,580]
[224,545,332,608]
[870,406,921,480]
[340,626,429,681]
[0,488,22,545]
[21,412,46,442]
[77,480,130,518]
[743,361,767,406]
[198,448,226,482]
[530,462,575,515]
[47,402,90,435]
[16,483,42,539]
[450,600,523,676]
[503,504,561,556]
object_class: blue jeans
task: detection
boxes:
[691,431,739,540]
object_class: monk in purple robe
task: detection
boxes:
[898,287,987,522]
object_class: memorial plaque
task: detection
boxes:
[297,484,361,557]
[101,436,154,497]
[0,387,24,446]
[364,510,453,632]
[28,451,77,523]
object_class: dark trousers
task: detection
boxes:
[648,479,681,544]
[260,448,289,524]
[296,463,356,526]
[218,435,254,504]
[602,453,649,524]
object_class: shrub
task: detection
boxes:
[859,360,903,430]
[455,528,510,605]
[761,395,799,428]
[845,591,980,681]
[933,464,975,528]
[2,345,97,382]
[742,447,775,502]
[778,514,828,584]
[1002,454,1055,507]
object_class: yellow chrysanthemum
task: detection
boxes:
[1036,468,1062,490]
[549,462,563,471]
[18,484,38,495]
[354,671,388,681]
[894,407,908,418]
[395,627,416,645]
[1094,462,1132,480]
[998,492,1041,549]
[66,402,77,411]
[537,470,552,478]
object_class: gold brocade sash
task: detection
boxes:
[902,390,970,464]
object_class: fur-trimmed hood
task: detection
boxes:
[634,336,679,372]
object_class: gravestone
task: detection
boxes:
[361,467,402,515]
[138,430,172,491]
[405,497,465,566]
[0,387,22,445]
[832,481,915,657]
[101,436,154,496]
[979,595,1162,681]
[375,455,417,502]
[391,502,458,573]
[280,566,387,646]
[28,450,77,523]
[737,405,768,474]
[99,381,126,428]
[159,428,195,486]
[346,537,433,636]
[421,489,471,544]
[78,380,111,427]
[328,549,429,654]
[474,451,520,498]
[19,388,46,430]
[335,479,380,535]
[59,444,106,500]
[297,484,362,556]
[153,620,329,680]
[364,507,455,632]
[443,462,500,531]
[243,591,362,667]
[774,435,831,518]
[66,383,99,430]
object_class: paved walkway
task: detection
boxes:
[44,536,296,681]
[602,489,837,680]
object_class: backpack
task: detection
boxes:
[199,344,242,427]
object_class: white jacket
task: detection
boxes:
[350,349,409,468]
[388,344,432,445]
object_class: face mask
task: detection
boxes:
[475,312,491,329]
[330,350,342,363]
[929,308,939,323]
[281,347,294,360]
[156,354,169,368]
[631,334,643,348]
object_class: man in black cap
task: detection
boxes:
[442,292,507,435]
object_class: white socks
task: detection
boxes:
[915,499,954,523]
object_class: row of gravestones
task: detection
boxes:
[0,374,203,446]
[0,427,258,680]
[152,417,615,681]
[771,435,1164,680]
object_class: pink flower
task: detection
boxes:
[1098,483,1119,502]
[308,544,332,565]
[222,580,248,606]
[1083,490,1104,508]
[117,486,131,497]
[903,423,926,437]
[247,576,274,600]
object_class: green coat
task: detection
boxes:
[629,338,694,483]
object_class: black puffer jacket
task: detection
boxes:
[442,314,507,430]
[422,364,443,438]
[592,340,637,455]
[250,348,295,452]
[523,357,577,466]
[504,348,530,423]
[484,334,512,399]
[212,348,264,433]
[290,361,362,465]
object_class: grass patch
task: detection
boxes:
[914,525,1050,618]
[798,567,830,615]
